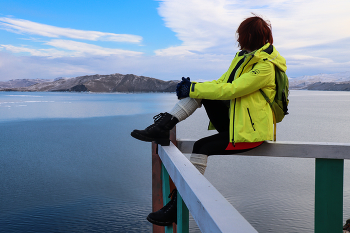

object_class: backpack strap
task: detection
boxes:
[273,112,276,141]
[259,89,272,105]
[259,89,277,141]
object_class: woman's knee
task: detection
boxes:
[192,138,209,155]
[192,132,230,155]
[201,99,216,108]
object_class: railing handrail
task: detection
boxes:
[158,142,258,233]
[177,140,350,159]
[154,139,347,232]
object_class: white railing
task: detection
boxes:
[159,142,258,233]
[152,138,350,233]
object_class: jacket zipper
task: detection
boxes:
[230,54,254,145]
[232,98,237,145]
[227,57,246,83]
[238,55,254,77]
[247,108,256,131]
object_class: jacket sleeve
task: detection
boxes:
[189,61,274,100]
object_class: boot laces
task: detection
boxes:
[143,113,167,131]
[168,189,177,199]
[162,189,177,212]
[153,113,165,123]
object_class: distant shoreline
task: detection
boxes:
[290,82,350,91]
[0,73,179,93]
[0,89,177,94]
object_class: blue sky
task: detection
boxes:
[0,0,349,81]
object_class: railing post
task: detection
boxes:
[170,126,189,233]
[152,142,165,233]
[161,163,174,233]
[315,158,344,233]
[177,191,189,233]
[152,127,181,233]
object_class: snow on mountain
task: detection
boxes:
[0,79,53,88]
[289,71,350,89]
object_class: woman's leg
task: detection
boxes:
[201,99,230,133]
[186,99,230,174]
[145,99,231,226]
[131,97,201,146]
[193,131,258,155]
[193,131,231,155]
[189,153,208,175]
[169,97,202,121]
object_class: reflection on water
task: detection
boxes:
[1,90,350,232]
[0,92,179,121]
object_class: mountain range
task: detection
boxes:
[289,71,350,90]
[0,73,179,93]
[0,79,53,89]
[1,71,350,92]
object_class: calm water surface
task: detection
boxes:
[1,91,350,232]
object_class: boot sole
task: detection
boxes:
[146,216,175,226]
[130,131,170,146]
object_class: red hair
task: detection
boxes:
[236,14,273,51]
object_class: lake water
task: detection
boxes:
[1,91,350,232]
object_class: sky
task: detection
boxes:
[0,0,349,82]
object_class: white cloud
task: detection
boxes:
[152,0,350,77]
[155,0,240,56]
[0,50,231,81]
[0,17,144,58]
[156,0,350,55]
[45,39,143,57]
[0,51,94,80]
[1,0,350,81]
[0,44,68,57]
[287,55,333,64]
[0,40,143,58]
[0,17,142,43]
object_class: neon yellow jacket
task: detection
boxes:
[189,43,287,144]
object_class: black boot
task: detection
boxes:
[131,112,179,146]
[344,219,350,230]
[147,189,177,226]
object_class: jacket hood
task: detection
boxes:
[251,43,287,72]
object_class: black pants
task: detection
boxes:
[192,99,252,156]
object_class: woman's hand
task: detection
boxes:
[176,77,191,99]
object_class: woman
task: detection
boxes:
[131,14,287,226]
